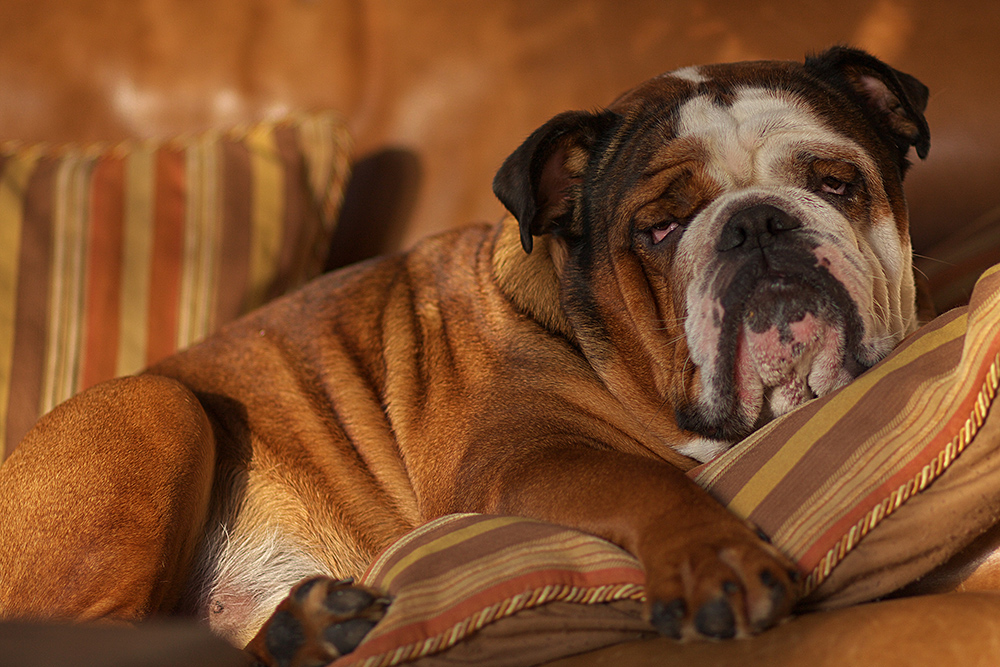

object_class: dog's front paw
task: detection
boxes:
[246,576,390,667]
[642,523,801,640]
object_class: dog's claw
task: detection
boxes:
[323,587,376,616]
[247,576,390,667]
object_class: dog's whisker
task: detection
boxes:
[912,264,931,282]
[639,395,673,442]
[911,253,955,267]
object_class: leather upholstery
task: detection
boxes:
[546,592,1000,667]
[2,0,998,263]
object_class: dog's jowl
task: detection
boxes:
[0,47,928,664]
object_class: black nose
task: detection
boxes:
[716,204,801,252]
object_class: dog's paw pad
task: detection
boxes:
[324,586,376,616]
[262,610,306,662]
[649,598,686,639]
[324,617,380,655]
[247,576,390,667]
[694,596,737,639]
[759,569,787,604]
[643,525,803,641]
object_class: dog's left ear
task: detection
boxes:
[494,109,620,253]
[806,46,930,171]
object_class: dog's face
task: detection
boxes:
[494,48,930,461]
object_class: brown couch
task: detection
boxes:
[3,1,1000,665]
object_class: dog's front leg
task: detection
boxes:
[456,444,802,640]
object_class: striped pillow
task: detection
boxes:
[0,113,351,457]
[327,263,1000,667]
[335,514,651,667]
[693,262,1000,599]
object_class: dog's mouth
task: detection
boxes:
[680,252,869,443]
[732,276,865,426]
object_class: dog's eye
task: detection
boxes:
[651,221,680,244]
[821,177,848,196]
[811,159,858,198]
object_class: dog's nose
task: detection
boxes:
[717,204,801,252]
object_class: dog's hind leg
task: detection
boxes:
[0,375,215,623]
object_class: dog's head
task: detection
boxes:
[493,47,929,461]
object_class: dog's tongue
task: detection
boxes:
[734,312,851,418]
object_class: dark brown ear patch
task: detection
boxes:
[532,141,587,237]
[805,46,930,166]
[493,109,620,253]
[848,70,929,157]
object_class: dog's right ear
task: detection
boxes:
[805,46,930,173]
[493,110,619,253]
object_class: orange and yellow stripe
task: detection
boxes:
[0,113,351,458]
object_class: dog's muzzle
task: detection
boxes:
[680,200,868,442]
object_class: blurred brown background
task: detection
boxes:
[1,0,997,299]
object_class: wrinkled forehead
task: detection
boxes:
[609,59,824,114]
[607,61,872,185]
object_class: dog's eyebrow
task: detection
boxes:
[640,139,708,179]
[642,161,687,181]
[594,99,682,180]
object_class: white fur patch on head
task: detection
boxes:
[669,66,709,84]
[675,88,859,188]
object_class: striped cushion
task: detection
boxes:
[336,514,650,667]
[0,112,351,457]
[694,262,1000,596]
[329,264,1000,667]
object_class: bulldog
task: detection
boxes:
[0,47,928,665]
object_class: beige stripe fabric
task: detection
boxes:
[297,110,353,228]
[117,143,156,376]
[177,134,222,350]
[372,515,525,590]
[344,514,646,667]
[245,123,285,313]
[40,149,97,415]
[0,150,39,446]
